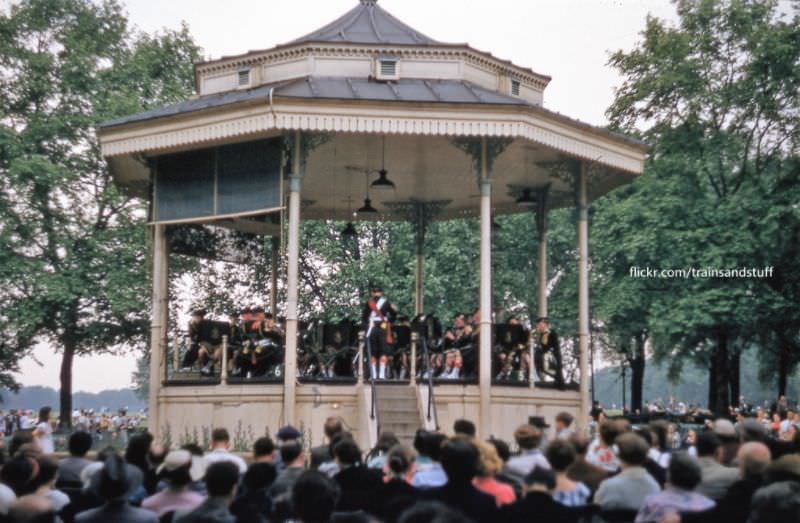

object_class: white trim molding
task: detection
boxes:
[99,99,645,175]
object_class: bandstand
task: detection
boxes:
[98,0,645,449]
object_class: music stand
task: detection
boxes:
[494,324,525,350]
[394,326,411,349]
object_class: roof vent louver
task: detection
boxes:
[511,79,521,96]
[238,69,251,88]
[376,57,399,81]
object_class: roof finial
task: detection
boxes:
[360,0,378,5]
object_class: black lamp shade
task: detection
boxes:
[357,198,378,214]
[370,169,395,190]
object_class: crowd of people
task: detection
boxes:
[0,401,799,522]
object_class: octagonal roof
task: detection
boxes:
[290,0,439,45]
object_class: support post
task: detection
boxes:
[410,332,418,386]
[536,203,548,321]
[220,336,228,386]
[576,162,590,432]
[357,331,365,385]
[414,220,425,316]
[283,131,302,426]
[478,137,492,439]
[149,223,169,440]
[270,236,279,317]
[172,336,179,373]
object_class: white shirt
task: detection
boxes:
[36,421,54,454]
[368,297,387,324]
[0,484,15,515]
[204,448,247,474]
[19,415,30,429]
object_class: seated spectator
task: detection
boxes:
[488,437,523,498]
[472,440,516,506]
[273,425,302,472]
[332,437,382,512]
[695,431,738,501]
[747,454,800,523]
[268,441,306,502]
[453,419,477,438]
[291,471,340,523]
[566,434,608,493]
[204,428,247,475]
[411,431,448,488]
[75,453,156,523]
[545,439,590,506]
[499,467,577,523]
[173,461,240,523]
[141,450,206,517]
[1,456,34,500]
[58,431,94,487]
[125,432,157,497]
[230,462,277,523]
[0,478,15,517]
[310,417,343,471]
[7,494,56,523]
[587,420,625,472]
[318,431,351,478]
[634,427,667,487]
[397,500,468,523]
[366,432,400,469]
[252,436,276,463]
[594,432,661,512]
[9,431,35,458]
[712,419,739,466]
[554,412,575,440]
[30,457,70,515]
[369,444,419,523]
[422,438,497,523]
[506,424,550,479]
[635,451,714,523]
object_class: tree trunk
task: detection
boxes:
[729,349,740,408]
[708,357,717,414]
[59,339,76,429]
[714,332,731,416]
[630,333,646,413]
[778,333,789,397]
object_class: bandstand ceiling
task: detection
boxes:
[301,133,627,221]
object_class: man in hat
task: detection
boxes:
[533,317,564,388]
[75,453,157,523]
[141,450,206,517]
[361,285,397,379]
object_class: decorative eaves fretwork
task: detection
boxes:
[449,136,514,185]
[384,199,451,229]
[100,107,645,175]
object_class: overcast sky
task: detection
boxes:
[15,0,681,394]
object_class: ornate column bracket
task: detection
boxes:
[449,136,513,185]
[536,158,581,191]
[505,184,551,236]
[384,198,452,239]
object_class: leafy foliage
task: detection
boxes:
[0,0,200,425]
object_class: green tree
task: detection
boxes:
[606,0,800,413]
[0,0,200,426]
